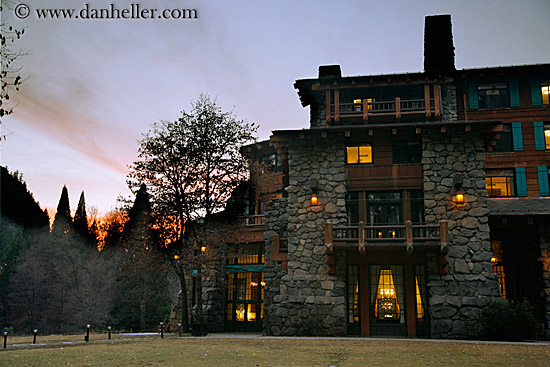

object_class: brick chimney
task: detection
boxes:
[424,15,455,73]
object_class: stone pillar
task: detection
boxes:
[264,135,348,336]
[539,224,550,340]
[422,127,500,338]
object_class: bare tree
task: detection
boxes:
[1,0,28,122]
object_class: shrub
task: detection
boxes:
[480,298,538,341]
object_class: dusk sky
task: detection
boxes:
[2,0,549,217]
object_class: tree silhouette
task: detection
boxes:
[51,185,72,235]
[128,94,257,331]
[74,191,90,243]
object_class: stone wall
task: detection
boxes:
[441,84,457,122]
[263,135,348,335]
[309,91,326,129]
[539,224,550,339]
[422,127,501,338]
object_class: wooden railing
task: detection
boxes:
[237,215,265,227]
[330,98,434,117]
[327,220,445,244]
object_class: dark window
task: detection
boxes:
[366,192,402,225]
[228,242,265,265]
[410,190,425,224]
[260,153,282,173]
[478,83,509,108]
[347,265,359,324]
[392,141,422,164]
[493,125,512,152]
[346,192,359,225]
[486,170,515,197]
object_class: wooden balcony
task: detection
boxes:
[324,220,448,250]
[237,215,265,227]
[326,84,442,125]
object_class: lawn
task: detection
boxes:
[1,333,549,366]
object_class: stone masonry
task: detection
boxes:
[263,135,348,336]
[422,127,501,338]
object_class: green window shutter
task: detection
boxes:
[509,80,520,107]
[515,167,527,197]
[468,81,478,109]
[537,166,549,196]
[531,79,542,106]
[534,121,545,150]
[511,122,523,151]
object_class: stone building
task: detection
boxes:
[198,14,550,339]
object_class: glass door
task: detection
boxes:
[369,265,407,336]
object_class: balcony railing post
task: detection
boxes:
[326,90,331,125]
[434,84,441,118]
[424,84,431,118]
[405,220,413,254]
[395,97,401,119]
[358,221,366,255]
[440,220,449,244]
[362,99,368,123]
[334,90,340,122]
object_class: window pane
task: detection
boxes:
[347,147,359,164]
[545,124,550,149]
[347,266,359,324]
[358,145,372,163]
[542,85,550,105]
[478,83,508,108]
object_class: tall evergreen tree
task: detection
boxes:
[74,191,90,242]
[52,185,72,235]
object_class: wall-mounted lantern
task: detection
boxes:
[455,189,465,204]
[452,173,465,204]
[310,178,320,206]
[310,193,319,206]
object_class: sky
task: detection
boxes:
[1,0,549,217]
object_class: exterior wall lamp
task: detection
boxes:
[310,178,320,206]
[452,173,465,204]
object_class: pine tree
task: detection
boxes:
[74,191,89,242]
[52,185,72,235]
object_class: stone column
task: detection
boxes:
[422,127,500,338]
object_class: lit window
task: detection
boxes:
[545,123,550,149]
[478,83,508,108]
[542,83,550,105]
[347,145,372,164]
[486,170,515,197]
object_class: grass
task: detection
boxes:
[1,333,550,366]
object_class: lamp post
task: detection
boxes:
[178,323,182,337]
[33,329,38,344]
[3,331,7,349]
[107,326,112,340]
[85,324,90,342]
[159,322,164,339]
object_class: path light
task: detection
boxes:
[160,322,164,339]
[3,331,7,349]
[107,326,112,340]
[85,324,90,342]
[33,329,38,344]
[178,323,182,337]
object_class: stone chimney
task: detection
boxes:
[424,15,455,73]
[318,65,342,79]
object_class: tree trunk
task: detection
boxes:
[176,266,190,332]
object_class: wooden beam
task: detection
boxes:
[334,89,340,122]
[424,84,431,118]
[326,90,331,125]
[434,84,441,118]
[363,99,369,123]
[405,220,413,255]
[440,220,449,243]
[324,221,333,245]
